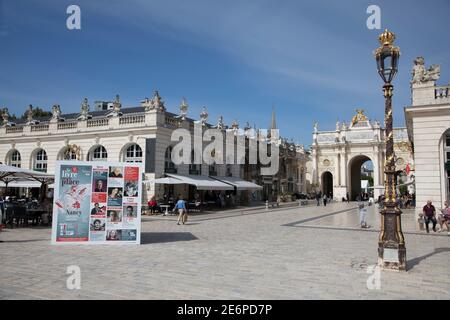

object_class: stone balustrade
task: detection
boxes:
[2,112,156,136]
[435,85,450,100]
[87,118,109,127]
[31,124,50,132]
[119,114,145,125]
[57,122,78,130]
[5,126,24,134]
[165,116,178,127]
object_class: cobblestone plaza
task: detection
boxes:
[1,202,448,299]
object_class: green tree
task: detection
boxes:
[19,106,52,120]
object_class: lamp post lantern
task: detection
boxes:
[374,29,406,271]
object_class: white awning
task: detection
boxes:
[143,177,185,186]
[213,176,263,190]
[0,180,42,188]
[0,180,55,188]
[166,173,234,190]
[0,164,54,183]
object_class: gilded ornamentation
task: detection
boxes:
[394,141,412,153]
[351,109,367,125]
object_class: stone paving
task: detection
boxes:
[0,202,449,300]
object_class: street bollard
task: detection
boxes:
[265,200,269,210]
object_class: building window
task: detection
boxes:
[164,146,177,173]
[125,144,142,163]
[226,164,232,177]
[34,149,47,172]
[189,150,200,175]
[89,145,108,161]
[209,163,217,176]
[8,150,21,167]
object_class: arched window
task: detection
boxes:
[8,150,21,167]
[63,148,77,160]
[89,145,108,161]
[124,144,142,163]
[33,149,47,172]
[164,146,177,173]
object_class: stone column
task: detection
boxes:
[335,152,341,186]
[373,146,381,199]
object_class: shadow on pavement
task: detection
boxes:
[141,232,198,245]
[0,239,48,243]
[407,247,450,270]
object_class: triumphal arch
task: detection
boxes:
[311,109,414,200]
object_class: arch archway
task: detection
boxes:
[321,171,333,197]
[348,155,373,201]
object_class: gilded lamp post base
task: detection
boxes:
[378,207,407,271]
[378,246,407,271]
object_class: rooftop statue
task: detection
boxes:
[1,107,10,125]
[51,104,61,121]
[351,109,368,126]
[78,98,90,120]
[151,91,165,112]
[412,57,440,84]
[216,115,224,129]
[113,94,121,111]
[199,106,208,126]
[26,104,34,123]
[179,98,188,120]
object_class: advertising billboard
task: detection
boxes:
[51,161,142,245]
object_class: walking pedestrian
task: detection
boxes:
[316,192,321,206]
[358,200,368,228]
[175,196,188,225]
[323,194,327,206]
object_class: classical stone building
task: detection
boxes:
[405,57,450,217]
[0,91,308,203]
[311,109,413,201]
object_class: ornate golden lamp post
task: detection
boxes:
[374,29,406,271]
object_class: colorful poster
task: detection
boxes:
[53,165,92,242]
[51,161,143,245]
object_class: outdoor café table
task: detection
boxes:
[160,204,171,216]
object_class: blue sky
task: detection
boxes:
[1,0,449,147]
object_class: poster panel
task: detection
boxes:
[51,161,143,245]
